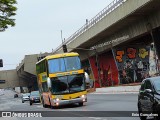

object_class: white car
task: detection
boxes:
[22,93,30,103]
[0,89,4,96]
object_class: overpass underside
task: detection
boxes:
[17,69,38,92]
[54,0,160,87]
[4,0,159,89]
[16,53,52,91]
[16,54,39,91]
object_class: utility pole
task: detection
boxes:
[0,59,3,67]
[61,30,68,53]
[61,30,63,44]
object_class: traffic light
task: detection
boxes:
[62,44,68,53]
[0,59,3,67]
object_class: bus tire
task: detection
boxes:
[49,98,53,109]
[79,102,83,106]
[42,98,47,108]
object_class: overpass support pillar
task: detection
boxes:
[151,28,160,73]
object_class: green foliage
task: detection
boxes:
[0,0,17,31]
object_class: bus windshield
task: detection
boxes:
[64,56,81,71]
[51,76,69,94]
[48,58,65,73]
[48,56,81,73]
[68,74,85,92]
[50,74,85,95]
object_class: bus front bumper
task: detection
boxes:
[53,97,87,106]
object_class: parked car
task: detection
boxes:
[29,91,40,105]
[14,93,18,98]
[22,93,30,103]
[138,76,160,120]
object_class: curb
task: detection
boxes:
[87,88,96,93]
[90,92,139,94]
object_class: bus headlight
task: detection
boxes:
[53,98,60,106]
[81,95,86,98]
[56,98,59,101]
[56,102,59,106]
[81,95,87,102]
[53,98,60,102]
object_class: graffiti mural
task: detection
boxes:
[114,46,150,84]
[149,45,159,76]
[89,51,119,88]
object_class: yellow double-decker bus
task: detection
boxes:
[36,52,88,108]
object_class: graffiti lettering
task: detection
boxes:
[139,48,148,59]
[127,48,136,59]
[114,46,150,84]
[116,51,124,62]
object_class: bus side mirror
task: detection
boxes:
[85,72,90,83]
[144,89,153,93]
[47,77,51,89]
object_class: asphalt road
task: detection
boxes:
[0,90,154,120]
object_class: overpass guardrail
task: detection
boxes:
[54,0,127,52]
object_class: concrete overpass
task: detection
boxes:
[1,0,160,89]
[15,52,51,91]
[54,0,160,59]
[0,53,51,90]
[53,0,160,87]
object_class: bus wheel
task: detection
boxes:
[49,98,54,109]
[50,105,54,109]
[30,101,32,106]
[50,102,54,109]
[79,102,83,106]
[42,99,47,108]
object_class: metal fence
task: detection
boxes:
[54,0,127,53]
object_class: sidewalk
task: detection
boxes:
[89,84,141,94]
[0,89,4,96]
[0,89,19,97]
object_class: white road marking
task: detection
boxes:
[36,105,43,108]
[90,92,138,95]
[0,98,5,100]
[88,117,109,120]
[0,106,11,110]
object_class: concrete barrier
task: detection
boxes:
[91,85,140,94]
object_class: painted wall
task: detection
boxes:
[113,46,150,84]
[89,51,119,88]
[82,45,157,88]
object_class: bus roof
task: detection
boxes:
[36,52,79,64]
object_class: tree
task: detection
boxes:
[0,0,17,32]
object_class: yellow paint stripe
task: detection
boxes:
[49,69,84,78]
[46,52,79,60]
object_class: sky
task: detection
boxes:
[0,0,113,70]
